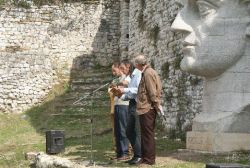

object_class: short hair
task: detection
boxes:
[112,62,120,68]
[133,55,148,66]
[120,59,131,67]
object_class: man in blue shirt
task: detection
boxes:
[118,62,142,165]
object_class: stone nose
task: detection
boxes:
[171,13,193,34]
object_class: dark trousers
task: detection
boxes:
[114,105,129,157]
[139,109,157,165]
[126,99,141,158]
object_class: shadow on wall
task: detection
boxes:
[24,0,119,162]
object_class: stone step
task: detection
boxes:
[71,66,111,72]
[70,69,112,78]
[71,77,113,85]
[50,112,107,119]
[62,92,110,100]
[59,95,109,102]
[70,84,111,92]
[57,98,110,107]
[56,108,110,117]
[70,86,109,95]
[55,104,110,110]
[62,91,110,100]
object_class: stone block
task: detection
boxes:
[206,163,250,168]
[187,131,250,152]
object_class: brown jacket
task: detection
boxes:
[136,66,162,115]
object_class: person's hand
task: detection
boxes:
[158,105,163,114]
[109,83,116,88]
[157,105,167,122]
[156,105,163,115]
[111,87,123,97]
[114,87,123,98]
[118,86,124,93]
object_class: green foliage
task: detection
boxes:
[150,59,155,69]
[137,11,146,31]
[165,91,173,102]
[0,0,5,6]
[161,61,170,79]
[15,0,31,9]
[190,77,201,86]
[0,114,44,167]
[137,0,148,32]
[140,0,146,9]
[32,0,57,6]
[93,62,104,70]
[173,55,182,70]
[149,24,160,47]
[169,127,186,142]
[103,0,116,9]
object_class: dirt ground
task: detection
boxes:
[89,150,250,168]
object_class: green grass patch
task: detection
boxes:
[0,113,45,168]
[1,77,250,167]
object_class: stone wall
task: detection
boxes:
[0,0,204,133]
[119,0,129,59]
[127,0,203,133]
[0,1,120,113]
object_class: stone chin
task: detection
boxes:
[180,56,228,78]
[180,56,203,76]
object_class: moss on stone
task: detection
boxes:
[161,62,170,79]
[190,77,201,86]
[140,0,146,9]
[173,55,182,70]
[164,91,173,102]
[149,24,160,47]
[137,11,146,31]
[150,59,155,69]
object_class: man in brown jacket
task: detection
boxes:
[134,55,162,166]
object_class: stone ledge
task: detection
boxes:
[206,163,250,168]
[187,131,250,153]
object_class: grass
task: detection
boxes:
[0,113,44,167]
[1,111,250,168]
[1,81,250,167]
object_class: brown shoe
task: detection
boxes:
[117,155,130,161]
[110,156,118,160]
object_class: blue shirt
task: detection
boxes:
[121,68,142,101]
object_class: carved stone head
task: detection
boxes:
[171,0,250,78]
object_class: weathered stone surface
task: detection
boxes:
[0,0,203,132]
[127,0,203,130]
[25,152,38,161]
[172,1,250,151]
[0,1,120,113]
[187,132,250,153]
[35,152,81,168]
[33,152,107,168]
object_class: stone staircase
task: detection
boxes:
[52,66,113,138]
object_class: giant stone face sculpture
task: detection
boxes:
[171,0,250,152]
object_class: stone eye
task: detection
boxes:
[197,0,217,19]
